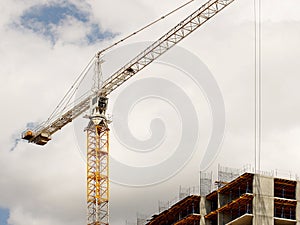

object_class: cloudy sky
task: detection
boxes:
[1,0,300,224]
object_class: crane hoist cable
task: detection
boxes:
[97,0,198,56]
[45,0,198,127]
[254,0,262,173]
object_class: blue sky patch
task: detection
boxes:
[87,24,115,44]
[0,208,9,225]
[18,1,115,44]
[21,3,89,26]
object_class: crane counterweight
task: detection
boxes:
[33,133,51,145]
[22,130,51,145]
[22,130,34,140]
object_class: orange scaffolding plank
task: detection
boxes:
[174,214,200,225]
[146,195,200,225]
[218,173,254,194]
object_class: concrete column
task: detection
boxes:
[296,181,300,225]
[200,196,207,225]
[253,174,274,225]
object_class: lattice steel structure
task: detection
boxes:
[86,121,109,225]
[22,0,237,147]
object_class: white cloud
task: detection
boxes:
[1,0,300,224]
[55,16,91,44]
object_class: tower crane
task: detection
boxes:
[21,0,236,224]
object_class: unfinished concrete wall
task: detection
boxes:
[200,196,207,225]
[219,193,231,207]
[297,181,300,225]
[253,174,274,225]
[219,212,233,225]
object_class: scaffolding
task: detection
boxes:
[200,172,212,196]
[205,173,254,225]
[274,178,297,222]
[158,201,170,213]
[145,166,299,225]
[179,186,200,200]
[217,165,240,188]
[137,213,148,225]
[146,195,200,225]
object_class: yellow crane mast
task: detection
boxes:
[86,96,109,225]
[21,0,236,224]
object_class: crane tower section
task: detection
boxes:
[87,56,109,225]
[87,96,109,225]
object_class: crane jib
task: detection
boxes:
[22,0,236,145]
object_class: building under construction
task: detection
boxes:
[146,169,300,225]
